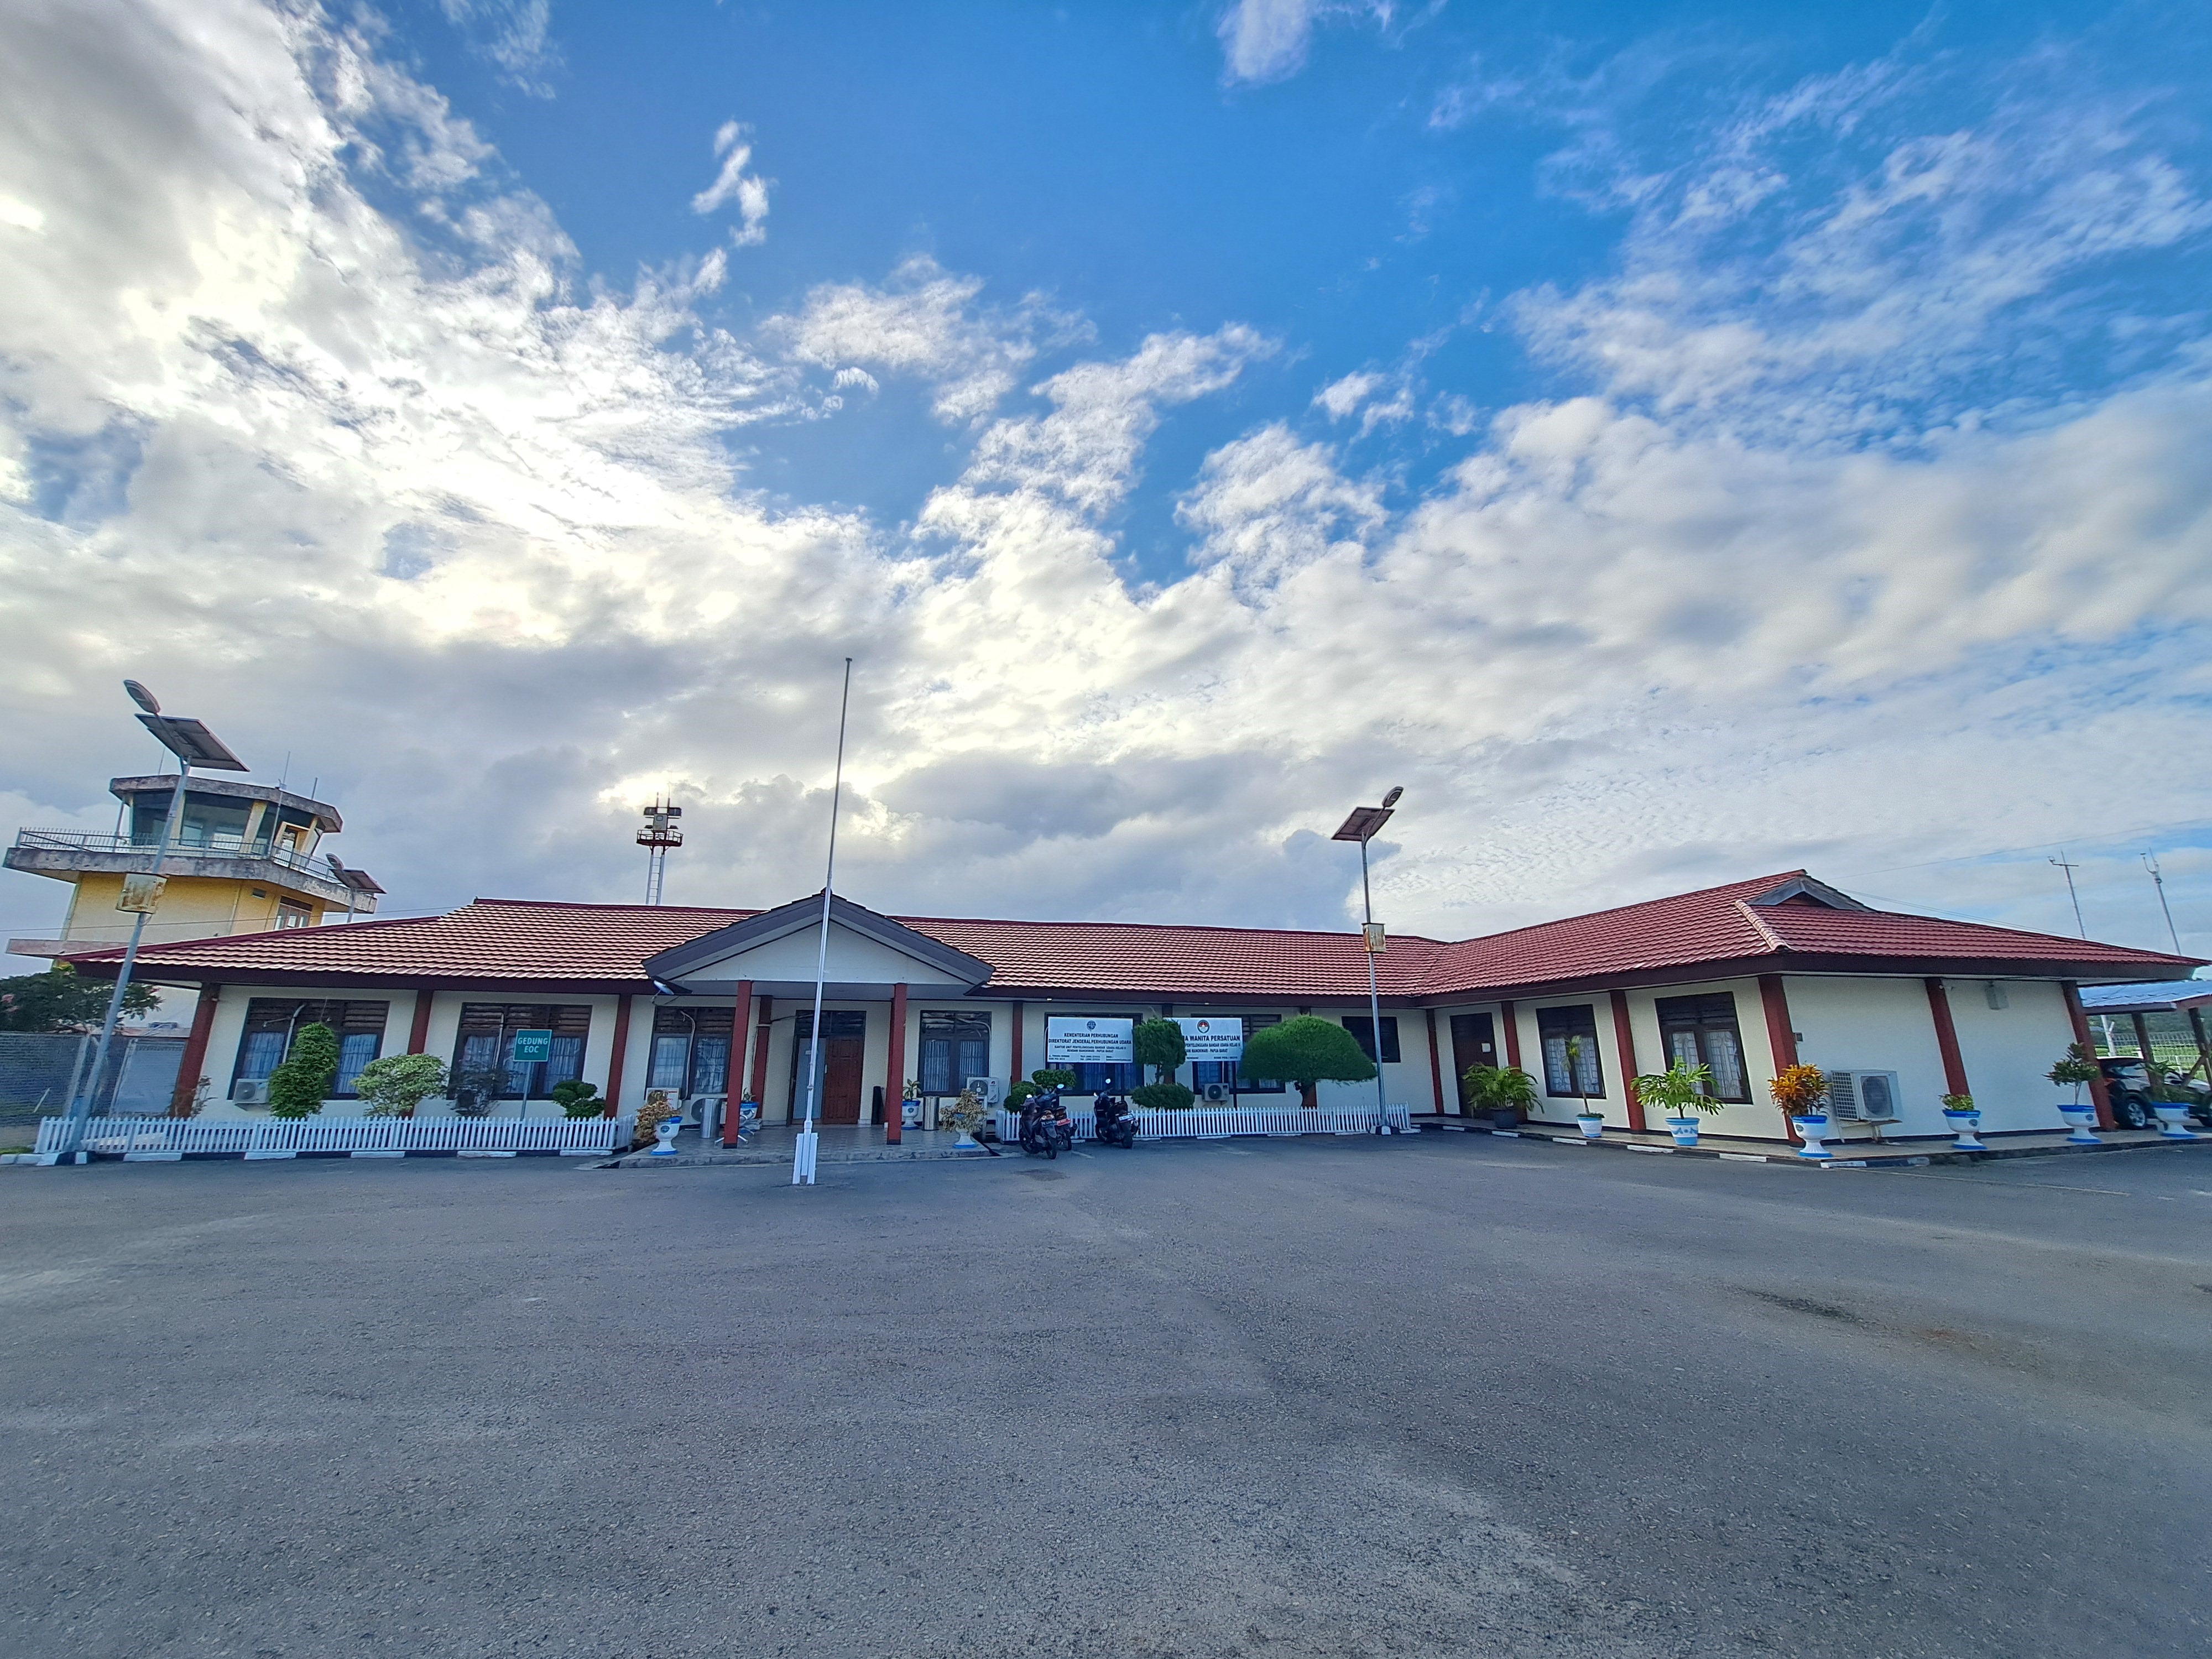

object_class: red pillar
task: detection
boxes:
[884,982,907,1144]
[602,994,632,1118]
[1425,1008,1447,1114]
[1010,1000,1024,1083]
[1924,978,1970,1098]
[1758,975,1802,1144]
[1610,988,1646,1133]
[2061,982,2115,1128]
[406,988,435,1054]
[748,994,774,1115]
[169,983,221,1115]
[723,980,754,1146]
[1499,1000,1521,1070]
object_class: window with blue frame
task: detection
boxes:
[232,999,389,1097]
[919,1011,992,1095]
[452,1004,591,1100]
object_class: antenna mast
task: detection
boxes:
[2048,850,2085,940]
[2142,851,2182,955]
[637,797,683,905]
[794,657,855,1188]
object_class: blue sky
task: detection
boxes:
[0,0,2208,964]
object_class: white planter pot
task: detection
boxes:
[900,1098,922,1128]
[2057,1104,2101,1145]
[2153,1103,2198,1140]
[1792,1113,1832,1160]
[1575,1115,1605,1141]
[650,1114,682,1155]
[953,1130,982,1150]
[1665,1116,1701,1147]
[1942,1108,1985,1151]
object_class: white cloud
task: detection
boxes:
[769,255,1084,425]
[437,0,559,97]
[1313,371,1383,420]
[690,119,771,246]
[1217,1,1397,87]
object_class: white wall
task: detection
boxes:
[1788,977,1953,1140]
[1939,978,2079,1135]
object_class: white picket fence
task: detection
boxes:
[34,1114,633,1163]
[992,1103,1411,1143]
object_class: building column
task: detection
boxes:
[748,995,774,1117]
[2190,1007,2211,1083]
[1757,975,1802,1144]
[884,982,907,1144]
[1499,1000,1521,1071]
[406,989,435,1054]
[2061,981,2115,1128]
[1010,1000,1024,1083]
[1425,1009,1447,1114]
[1924,978,1971,1099]
[1609,989,1646,1133]
[2131,1011,2157,1070]
[169,983,221,1116]
[602,994,633,1118]
[723,980,754,1147]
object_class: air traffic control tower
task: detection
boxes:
[7,775,383,959]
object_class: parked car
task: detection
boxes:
[2097,1057,2157,1130]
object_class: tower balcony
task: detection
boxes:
[6,829,372,911]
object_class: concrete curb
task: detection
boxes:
[1432,1121,2206,1171]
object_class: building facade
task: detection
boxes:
[76,870,2199,1141]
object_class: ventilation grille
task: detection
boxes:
[1827,1070,1901,1121]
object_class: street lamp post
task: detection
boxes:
[1333,787,1404,1135]
[62,684,247,1155]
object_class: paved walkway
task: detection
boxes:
[601,1123,1004,1167]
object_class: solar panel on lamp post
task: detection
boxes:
[1333,787,1403,1135]
[64,684,248,1155]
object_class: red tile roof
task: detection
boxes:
[82,872,2198,999]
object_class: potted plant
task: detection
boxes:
[900,1077,923,1130]
[942,1086,991,1152]
[1131,1018,1194,1110]
[1563,1035,1604,1139]
[633,1088,677,1150]
[1241,1016,1376,1111]
[1939,1091,1985,1151]
[355,1053,448,1119]
[2047,1044,2103,1144]
[1635,1060,1721,1147]
[1768,1063,1832,1159]
[2147,1076,2201,1141]
[265,1022,338,1119]
[1460,1063,1537,1130]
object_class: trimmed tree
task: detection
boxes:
[354,1053,447,1118]
[265,1023,339,1119]
[1241,1015,1375,1110]
[1131,1017,1193,1110]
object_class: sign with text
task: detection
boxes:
[509,1029,554,1063]
[1175,1016,1244,1061]
[1045,1016,1133,1064]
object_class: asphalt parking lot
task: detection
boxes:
[2,1134,2206,1658]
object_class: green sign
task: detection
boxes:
[510,1029,554,1063]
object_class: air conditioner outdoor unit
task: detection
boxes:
[232,1079,270,1105]
[1826,1070,1902,1124]
[964,1076,1006,1107]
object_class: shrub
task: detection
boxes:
[550,1078,602,1119]
[355,1053,448,1118]
[632,1089,676,1147]
[452,1066,509,1118]
[1131,1081,1194,1111]
[1940,1092,1976,1114]
[1767,1063,1829,1135]
[941,1087,992,1139]
[1240,1016,1375,1109]
[2047,1044,2100,1102]
[265,1024,338,1118]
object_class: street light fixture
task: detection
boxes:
[1332,787,1404,1134]
[62,684,247,1152]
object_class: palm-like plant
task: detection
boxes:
[1635,1060,1722,1120]
[1460,1063,1538,1120]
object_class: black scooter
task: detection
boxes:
[1019,1086,1074,1158]
[1092,1092,1139,1149]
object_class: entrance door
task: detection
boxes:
[791,1011,867,1124]
[1449,1013,1498,1113]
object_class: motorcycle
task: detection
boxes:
[1092,1092,1139,1149]
[1019,1086,1074,1158]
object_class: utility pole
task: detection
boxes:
[1332,787,1404,1135]
[794,658,854,1187]
[2142,851,2182,956]
[2049,851,2085,940]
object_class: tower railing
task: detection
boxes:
[11,828,331,881]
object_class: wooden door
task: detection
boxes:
[1449,1013,1498,1113]
[821,1036,865,1123]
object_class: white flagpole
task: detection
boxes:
[794,656,854,1186]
